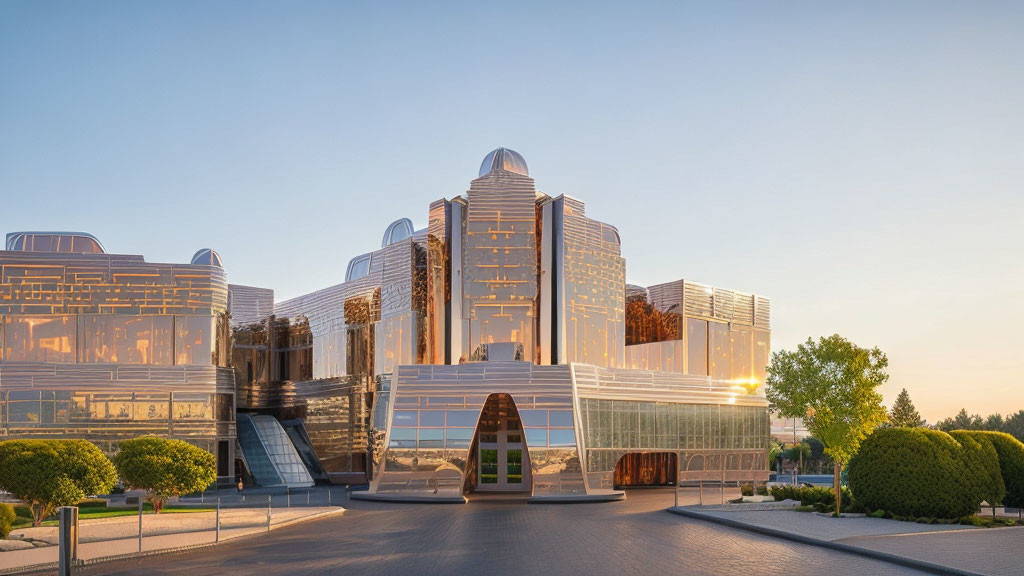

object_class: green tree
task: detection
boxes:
[766,335,889,516]
[768,440,784,471]
[0,439,117,526]
[937,408,983,432]
[984,414,1005,432]
[113,437,216,513]
[888,388,923,427]
[1004,411,1024,443]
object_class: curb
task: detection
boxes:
[1,507,345,576]
[667,507,984,576]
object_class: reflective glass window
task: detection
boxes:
[392,411,418,427]
[418,428,443,448]
[7,390,41,423]
[173,393,211,420]
[175,316,214,366]
[79,315,173,365]
[525,428,547,447]
[548,429,576,447]
[134,394,169,420]
[419,411,444,427]
[731,326,753,381]
[686,318,708,376]
[548,410,574,428]
[445,409,479,427]
[519,410,548,427]
[3,316,76,363]
[709,321,730,380]
[388,427,416,448]
[445,428,473,448]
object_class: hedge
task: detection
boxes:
[949,430,1005,506]
[956,430,1024,508]
[0,503,15,539]
[848,428,980,519]
[769,484,854,512]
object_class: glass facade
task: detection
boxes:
[223,147,772,497]
[0,236,236,484]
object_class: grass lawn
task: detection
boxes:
[12,504,215,528]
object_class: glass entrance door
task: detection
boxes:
[477,409,529,491]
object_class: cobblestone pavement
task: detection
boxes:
[837,527,1024,576]
[81,489,929,576]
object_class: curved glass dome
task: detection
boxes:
[478,147,529,178]
[191,248,223,268]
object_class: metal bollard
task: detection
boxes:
[346,485,351,502]
[138,497,144,552]
[698,479,703,506]
[307,489,310,505]
[674,483,678,508]
[328,488,332,506]
[58,506,79,576]
[216,498,221,543]
[287,487,290,508]
[267,495,272,531]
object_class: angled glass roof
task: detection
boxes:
[478,147,529,178]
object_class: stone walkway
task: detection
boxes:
[0,507,343,574]
[671,506,1023,576]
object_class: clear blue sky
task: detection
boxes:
[2,1,1022,422]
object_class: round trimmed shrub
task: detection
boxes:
[848,428,979,519]
[963,431,1024,508]
[949,430,1005,506]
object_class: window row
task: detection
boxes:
[579,399,769,451]
[388,426,576,450]
[0,314,216,366]
[0,391,233,425]
[391,408,575,429]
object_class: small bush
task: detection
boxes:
[794,505,815,512]
[755,485,768,496]
[869,509,885,518]
[740,484,754,496]
[0,503,16,538]
[848,428,980,519]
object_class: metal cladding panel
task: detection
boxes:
[570,363,768,407]
[228,284,275,326]
[0,362,220,392]
[0,252,227,316]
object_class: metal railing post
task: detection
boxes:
[307,489,310,505]
[267,495,272,531]
[58,506,78,576]
[698,479,703,506]
[721,463,726,505]
[328,488,332,506]
[216,497,221,543]
[287,487,291,508]
[138,497,144,552]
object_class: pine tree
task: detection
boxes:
[888,388,923,427]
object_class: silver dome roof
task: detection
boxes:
[478,147,529,178]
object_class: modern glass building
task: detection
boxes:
[229,148,772,500]
[0,232,237,485]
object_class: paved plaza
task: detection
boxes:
[79,489,931,576]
